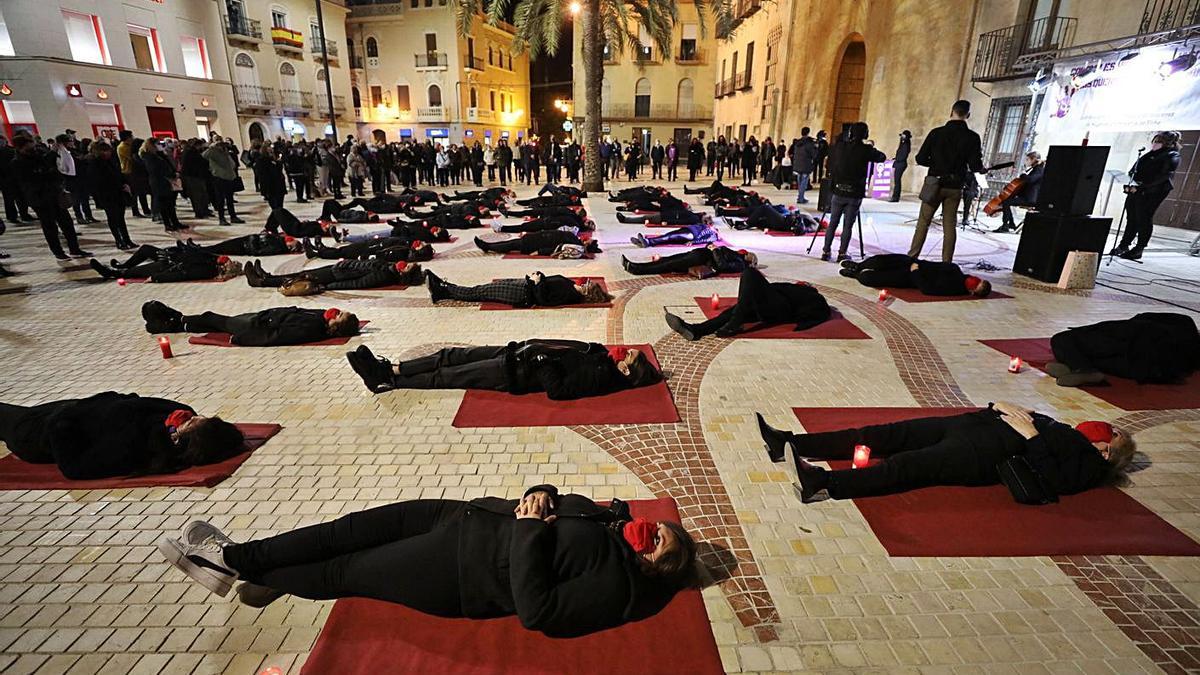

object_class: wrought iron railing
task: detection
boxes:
[972,16,1077,82]
[734,72,751,90]
[1140,0,1200,32]
[311,39,338,57]
[676,46,705,64]
[234,85,275,110]
[315,92,346,112]
[279,89,312,110]
[415,52,448,68]
[224,16,262,40]
[463,55,484,70]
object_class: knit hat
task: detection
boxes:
[216,255,230,264]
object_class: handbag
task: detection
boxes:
[279,278,320,296]
[997,455,1058,505]
[918,175,941,205]
[687,265,717,280]
[232,175,246,193]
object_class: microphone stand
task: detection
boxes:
[1105,147,1144,267]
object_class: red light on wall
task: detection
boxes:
[0,83,11,96]
[96,88,109,100]
[66,84,83,98]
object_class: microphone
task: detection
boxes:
[1137,147,1146,152]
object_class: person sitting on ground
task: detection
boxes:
[191,233,303,256]
[0,391,244,480]
[141,301,360,346]
[265,208,343,239]
[475,229,601,257]
[156,483,696,637]
[1046,312,1200,387]
[756,403,1137,504]
[630,217,718,248]
[622,245,758,277]
[303,236,434,263]
[729,204,819,235]
[840,254,993,297]
[243,259,424,293]
[89,244,243,283]
[664,267,831,340]
[426,270,612,307]
[345,340,661,400]
[494,214,595,234]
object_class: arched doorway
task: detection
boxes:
[248,122,266,142]
[372,129,386,143]
[830,40,866,140]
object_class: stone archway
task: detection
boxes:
[830,39,866,139]
[248,121,266,142]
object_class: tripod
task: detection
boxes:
[1104,195,1134,266]
[805,205,866,259]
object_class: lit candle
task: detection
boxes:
[1008,356,1022,373]
[710,293,720,309]
[651,254,660,261]
[852,444,870,469]
[117,278,127,286]
[877,289,889,302]
[259,668,284,675]
[158,336,173,359]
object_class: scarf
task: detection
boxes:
[607,346,629,363]
[1075,421,1114,444]
[164,409,195,432]
[323,308,340,321]
[622,519,657,555]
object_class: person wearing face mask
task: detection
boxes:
[1110,131,1183,260]
[0,392,244,480]
[156,484,697,636]
[426,270,612,307]
[756,404,1137,504]
[139,301,360,346]
[345,341,662,401]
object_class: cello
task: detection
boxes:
[983,165,1025,216]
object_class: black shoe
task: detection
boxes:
[756,413,792,463]
[54,252,72,262]
[426,270,446,303]
[820,251,831,262]
[630,235,647,248]
[244,262,264,287]
[236,582,284,609]
[1120,247,1143,261]
[793,459,831,504]
[474,236,492,252]
[1108,245,1130,257]
[69,249,93,258]
[839,268,856,279]
[119,241,139,251]
[141,301,184,333]
[840,259,859,272]
[346,346,394,393]
[302,238,319,259]
[616,213,633,223]
[230,217,245,224]
[89,258,117,278]
[836,253,852,263]
[621,255,631,272]
[665,312,698,341]
[993,224,1016,233]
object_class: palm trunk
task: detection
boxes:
[580,0,604,193]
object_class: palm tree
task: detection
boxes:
[457,0,733,192]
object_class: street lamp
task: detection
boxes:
[568,1,581,15]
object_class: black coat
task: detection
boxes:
[913,260,970,296]
[88,155,128,210]
[459,484,670,636]
[686,143,704,170]
[202,233,292,257]
[11,147,65,209]
[228,307,330,346]
[143,152,178,197]
[793,138,818,174]
[507,340,627,400]
[3,392,193,479]
[915,119,983,182]
[528,275,584,307]
[1131,147,1181,195]
[1051,312,1200,384]
[828,141,887,198]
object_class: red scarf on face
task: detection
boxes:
[607,346,629,363]
[622,519,657,555]
[1076,421,1114,444]
[964,276,982,292]
[164,409,194,431]
[394,261,408,273]
[323,308,340,321]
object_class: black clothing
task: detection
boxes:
[626,247,749,276]
[1051,312,1200,384]
[261,259,413,291]
[182,308,331,346]
[479,230,590,256]
[500,216,586,234]
[201,233,292,257]
[501,205,581,220]
[315,237,433,263]
[791,409,1111,500]
[265,209,330,239]
[792,138,818,175]
[687,268,831,337]
[0,392,195,479]
[850,254,972,296]
[1119,147,1181,250]
[107,244,221,282]
[914,120,983,185]
[386,219,452,241]
[828,141,887,199]
[11,147,82,256]
[437,275,583,308]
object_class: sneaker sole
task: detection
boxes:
[157,537,234,597]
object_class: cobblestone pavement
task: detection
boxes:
[1,174,1198,674]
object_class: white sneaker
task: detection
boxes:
[157,536,238,597]
[183,520,235,547]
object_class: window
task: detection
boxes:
[0,8,15,56]
[637,25,652,60]
[180,36,212,79]
[127,24,164,72]
[489,90,495,110]
[679,24,697,60]
[271,10,288,29]
[744,42,754,78]
[370,85,383,108]
[86,102,122,140]
[467,37,475,62]
[366,37,378,57]
[506,54,512,69]
[428,84,442,107]
[352,87,361,108]
[62,10,109,65]
[396,85,410,110]
[677,78,694,116]
[310,22,321,42]
[488,46,493,66]
[634,78,651,117]
[425,33,437,51]
[469,87,477,108]
[411,0,418,7]
[983,96,1032,169]
[425,0,433,7]
[1,100,38,138]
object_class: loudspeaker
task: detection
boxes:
[1013,212,1113,283]
[1037,145,1110,216]
[817,177,832,212]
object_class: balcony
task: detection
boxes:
[466,107,495,122]
[311,39,338,62]
[675,46,705,64]
[463,55,484,71]
[1140,0,1200,33]
[224,16,262,45]
[279,88,313,114]
[602,103,713,120]
[714,77,734,97]
[737,0,762,19]
[971,16,1077,82]
[734,72,752,90]
[634,46,660,64]
[271,27,305,54]
[315,92,347,113]
[414,52,448,69]
[417,106,448,122]
[234,84,275,112]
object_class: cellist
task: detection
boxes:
[990,151,1045,234]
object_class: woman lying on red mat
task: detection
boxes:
[88,244,244,283]
[756,403,1136,504]
[302,236,435,263]
[1048,312,1200,387]
[158,484,697,637]
[426,270,612,307]
[664,267,830,340]
[0,392,244,479]
[840,254,992,297]
[345,341,660,400]
[140,301,360,346]
[243,259,424,294]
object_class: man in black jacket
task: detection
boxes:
[474,230,600,257]
[426,270,611,307]
[840,254,993,297]
[10,135,88,260]
[304,236,434,263]
[1048,312,1200,387]
[822,122,887,262]
[664,268,832,340]
[757,404,1135,504]
[345,341,661,400]
[889,130,911,202]
[0,391,244,479]
[140,301,360,346]
[193,233,302,257]
[994,151,1045,233]
[908,100,984,262]
[792,129,818,204]
[622,245,757,276]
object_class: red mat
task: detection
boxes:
[0,423,281,491]
[692,295,870,340]
[790,407,1200,557]
[647,240,732,249]
[300,497,721,675]
[501,252,595,260]
[453,344,679,427]
[479,278,612,310]
[187,321,370,347]
[979,338,1200,411]
[884,286,1012,303]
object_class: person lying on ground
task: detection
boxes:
[89,244,243,283]
[266,208,344,238]
[156,483,696,637]
[622,245,757,277]
[683,180,735,197]
[500,204,586,219]
[448,186,513,203]
[755,403,1136,504]
[474,229,601,257]
[728,204,819,235]
[617,208,705,226]
[609,185,665,202]
[1047,312,1200,387]
[664,267,830,340]
[539,183,587,198]
[515,192,582,208]
[189,233,303,256]
[243,259,424,293]
[345,341,661,400]
[614,193,687,213]
[714,193,770,217]
[405,200,494,221]
[141,301,360,346]
[630,219,719,248]
[303,236,434,263]
[319,195,417,220]
[840,254,992,297]
[0,391,244,479]
[426,270,612,307]
[494,214,595,234]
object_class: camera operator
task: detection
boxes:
[819,122,885,262]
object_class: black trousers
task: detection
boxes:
[393,346,510,390]
[686,269,799,337]
[1120,189,1169,250]
[626,249,710,275]
[212,178,238,220]
[102,204,133,247]
[889,162,907,202]
[224,499,466,616]
[853,254,915,288]
[155,191,185,230]
[790,412,1018,498]
[0,400,64,463]
[32,205,80,257]
[441,279,530,305]
[290,176,308,202]
[667,163,678,181]
[182,311,256,335]
[483,237,546,255]
[1,183,27,220]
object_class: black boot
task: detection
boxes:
[244,261,265,287]
[141,301,184,333]
[346,345,394,393]
[793,458,831,504]
[302,238,319,259]
[89,258,118,279]
[665,312,698,341]
[426,270,447,303]
[756,413,793,463]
